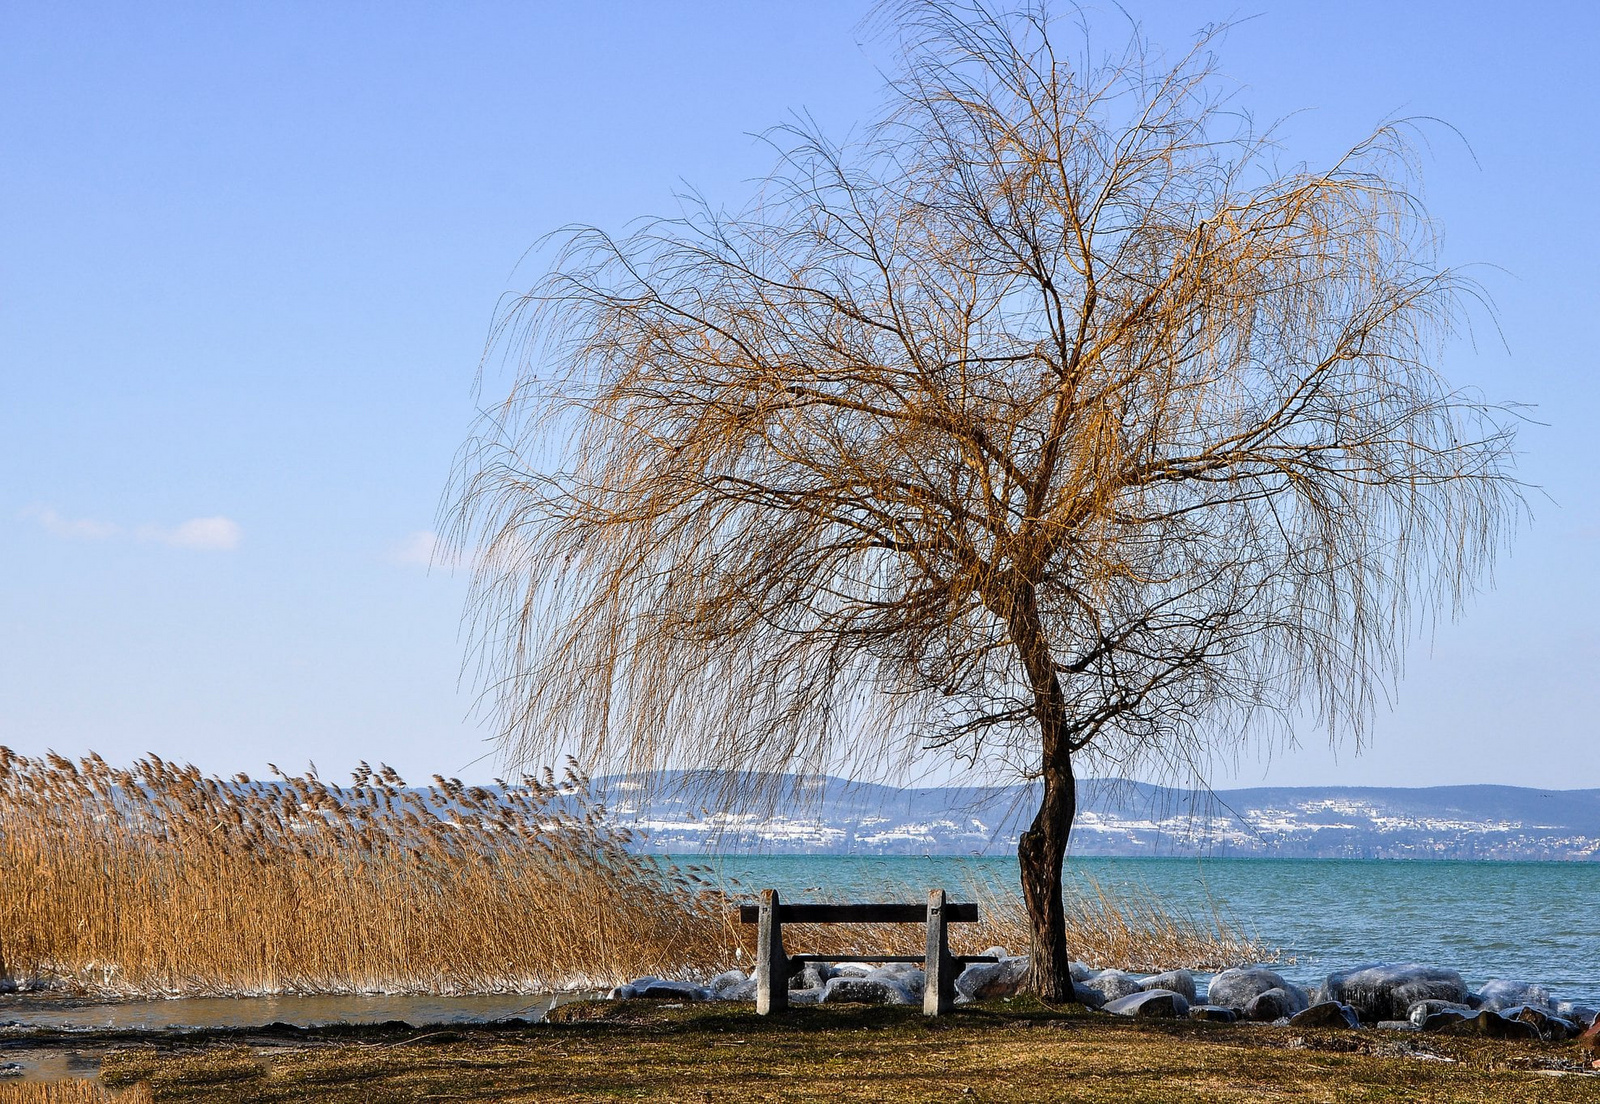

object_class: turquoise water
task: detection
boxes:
[670,855,1600,1006]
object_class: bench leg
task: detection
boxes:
[756,888,787,1014]
[924,888,953,1016]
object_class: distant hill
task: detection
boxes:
[595,772,1600,860]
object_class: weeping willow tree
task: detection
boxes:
[448,1,1520,1000]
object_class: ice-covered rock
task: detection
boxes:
[790,963,832,991]
[1071,983,1107,1009]
[1317,964,1467,1024]
[1138,970,1196,1002]
[1244,987,1306,1022]
[1407,999,1473,1027]
[1288,1001,1360,1030]
[1555,1001,1597,1028]
[955,956,1029,1001]
[1500,1004,1575,1041]
[636,980,713,1001]
[1375,1020,1419,1032]
[718,977,758,1001]
[607,985,637,1001]
[789,987,825,1006]
[1077,970,1143,1005]
[1187,1004,1238,1023]
[707,969,747,995]
[1475,979,1553,1013]
[1206,968,1307,1013]
[1421,1008,1538,1039]
[867,964,925,995]
[821,976,916,1005]
[830,962,876,978]
[1103,989,1189,1019]
[1069,961,1093,983]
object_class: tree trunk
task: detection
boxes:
[1018,738,1077,1002]
[1004,581,1079,1002]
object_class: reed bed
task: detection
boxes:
[0,748,726,996]
[0,748,1269,998]
[0,1083,149,1104]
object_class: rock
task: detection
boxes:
[1555,1002,1598,1027]
[635,980,713,1001]
[1408,999,1473,1027]
[830,962,876,978]
[1421,1009,1539,1040]
[1103,989,1190,1019]
[607,985,638,1001]
[1071,982,1108,1010]
[867,964,925,996]
[956,956,1029,1001]
[1139,970,1197,1002]
[1244,988,1305,1023]
[1289,1001,1361,1030]
[1501,1004,1574,1041]
[790,963,831,991]
[1376,1020,1419,1032]
[1077,970,1144,1005]
[1069,961,1093,983]
[1578,1016,1600,1055]
[1318,965,1468,1024]
[789,987,824,1006]
[1187,1004,1238,1023]
[1206,968,1307,1013]
[821,976,916,1005]
[718,977,758,1001]
[1475,979,1553,1013]
[707,969,747,994]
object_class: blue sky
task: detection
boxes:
[3,2,1596,790]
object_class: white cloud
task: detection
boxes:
[389,529,473,570]
[139,516,243,551]
[24,507,242,551]
[23,507,122,540]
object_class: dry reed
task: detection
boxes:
[0,748,1268,997]
[0,1083,148,1104]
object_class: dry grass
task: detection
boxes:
[0,748,1268,997]
[0,747,726,996]
[0,1084,149,1104]
[97,1002,1600,1103]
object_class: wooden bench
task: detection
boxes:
[738,888,994,1016]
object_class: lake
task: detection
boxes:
[675,854,1600,1006]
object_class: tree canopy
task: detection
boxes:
[449,1,1520,998]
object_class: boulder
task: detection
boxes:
[789,987,825,1006]
[1069,961,1094,983]
[1408,999,1473,1027]
[821,976,916,1005]
[1071,983,1108,1010]
[1289,1001,1361,1030]
[1187,1005,1239,1023]
[1579,1016,1600,1056]
[830,962,876,978]
[1103,989,1190,1019]
[790,963,832,991]
[1500,1004,1575,1042]
[1421,1009,1539,1040]
[956,956,1029,1002]
[1139,970,1197,1002]
[1243,987,1305,1023]
[866,963,924,994]
[718,977,759,1001]
[1475,979,1553,1013]
[635,980,713,1001]
[1077,970,1144,1005]
[1318,965,1467,1024]
[707,969,747,995]
[607,984,637,1001]
[1376,1020,1420,1032]
[1554,1002,1598,1028]
[1206,968,1307,1013]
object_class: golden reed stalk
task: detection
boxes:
[0,748,1266,997]
[0,1084,149,1104]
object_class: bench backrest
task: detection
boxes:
[737,902,978,924]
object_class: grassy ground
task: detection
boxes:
[93,999,1600,1103]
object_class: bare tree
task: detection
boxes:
[448,1,1519,1000]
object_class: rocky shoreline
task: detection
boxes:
[610,956,1600,1047]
